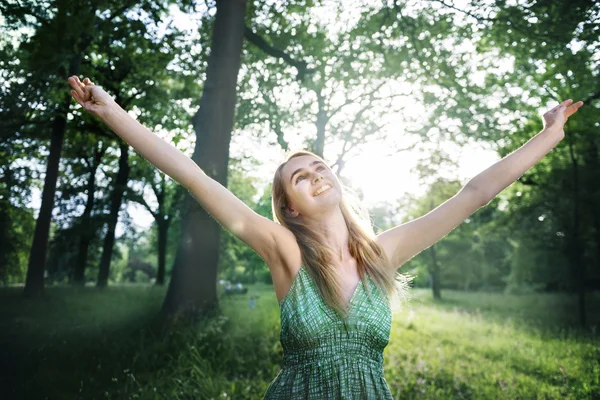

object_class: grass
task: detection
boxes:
[0,284,598,399]
[385,290,600,399]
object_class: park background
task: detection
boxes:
[1,0,599,398]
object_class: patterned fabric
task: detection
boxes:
[264,265,393,399]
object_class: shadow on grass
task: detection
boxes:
[0,285,279,400]
[0,287,167,400]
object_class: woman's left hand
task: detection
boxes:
[542,99,584,133]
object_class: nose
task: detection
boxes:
[312,174,324,184]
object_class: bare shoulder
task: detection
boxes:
[267,225,303,303]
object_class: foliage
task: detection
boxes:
[219,157,273,284]
[1,0,598,311]
[381,177,513,292]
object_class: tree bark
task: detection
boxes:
[72,166,97,284]
[582,136,600,278]
[156,217,169,285]
[428,246,442,300]
[567,134,586,327]
[314,89,327,158]
[96,140,129,287]
[160,0,247,320]
[73,145,105,284]
[428,197,442,300]
[24,54,81,297]
[155,174,168,285]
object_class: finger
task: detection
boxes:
[71,90,84,107]
[74,76,91,98]
[83,77,94,85]
[69,77,86,100]
[561,99,573,107]
[565,101,584,118]
[67,76,81,90]
[74,76,87,90]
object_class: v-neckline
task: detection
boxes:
[343,278,363,313]
[284,265,366,316]
[307,265,365,315]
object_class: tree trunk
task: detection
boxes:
[160,0,247,320]
[428,246,442,300]
[567,135,586,327]
[73,157,102,284]
[428,197,442,300]
[582,136,600,276]
[96,140,129,287]
[156,217,169,285]
[24,54,81,297]
[314,89,327,158]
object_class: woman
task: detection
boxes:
[68,76,583,398]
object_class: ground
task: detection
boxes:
[0,284,598,399]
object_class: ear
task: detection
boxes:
[285,205,299,218]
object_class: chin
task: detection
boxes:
[314,188,342,207]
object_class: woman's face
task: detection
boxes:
[281,155,342,218]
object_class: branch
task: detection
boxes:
[167,185,186,220]
[431,0,493,23]
[518,175,538,186]
[121,89,146,110]
[328,81,387,119]
[336,91,407,142]
[82,156,92,169]
[77,120,114,140]
[0,119,52,139]
[150,173,164,207]
[583,89,600,105]
[333,121,390,175]
[94,141,108,165]
[431,0,563,41]
[125,189,158,220]
[244,26,313,82]
[261,89,289,150]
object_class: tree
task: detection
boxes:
[126,154,186,285]
[240,2,423,170]
[160,0,248,319]
[3,0,174,295]
[55,133,109,284]
[21,1,93,296]
[442,0,600,325]
[218,157,271,284]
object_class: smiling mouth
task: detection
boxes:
[313,184,332,196]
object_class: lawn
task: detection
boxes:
[0,284,598,399]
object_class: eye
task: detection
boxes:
[316,165,326,172]
[296,175,306,183]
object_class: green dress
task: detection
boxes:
[263,265,394,399]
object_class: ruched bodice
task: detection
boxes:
[263,265,393,399]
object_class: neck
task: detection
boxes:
[304,205,351,262]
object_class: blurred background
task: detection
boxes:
[1,0,599,399]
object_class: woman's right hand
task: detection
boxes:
[68,76,116,119]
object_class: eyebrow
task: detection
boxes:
[289,160,325,184]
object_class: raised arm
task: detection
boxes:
[377,99,584,271]
[68,76,300,272]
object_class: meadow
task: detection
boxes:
[0,284,598,400]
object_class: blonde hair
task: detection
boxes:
[271,150,411,319]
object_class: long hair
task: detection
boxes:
[271,150,411,319]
